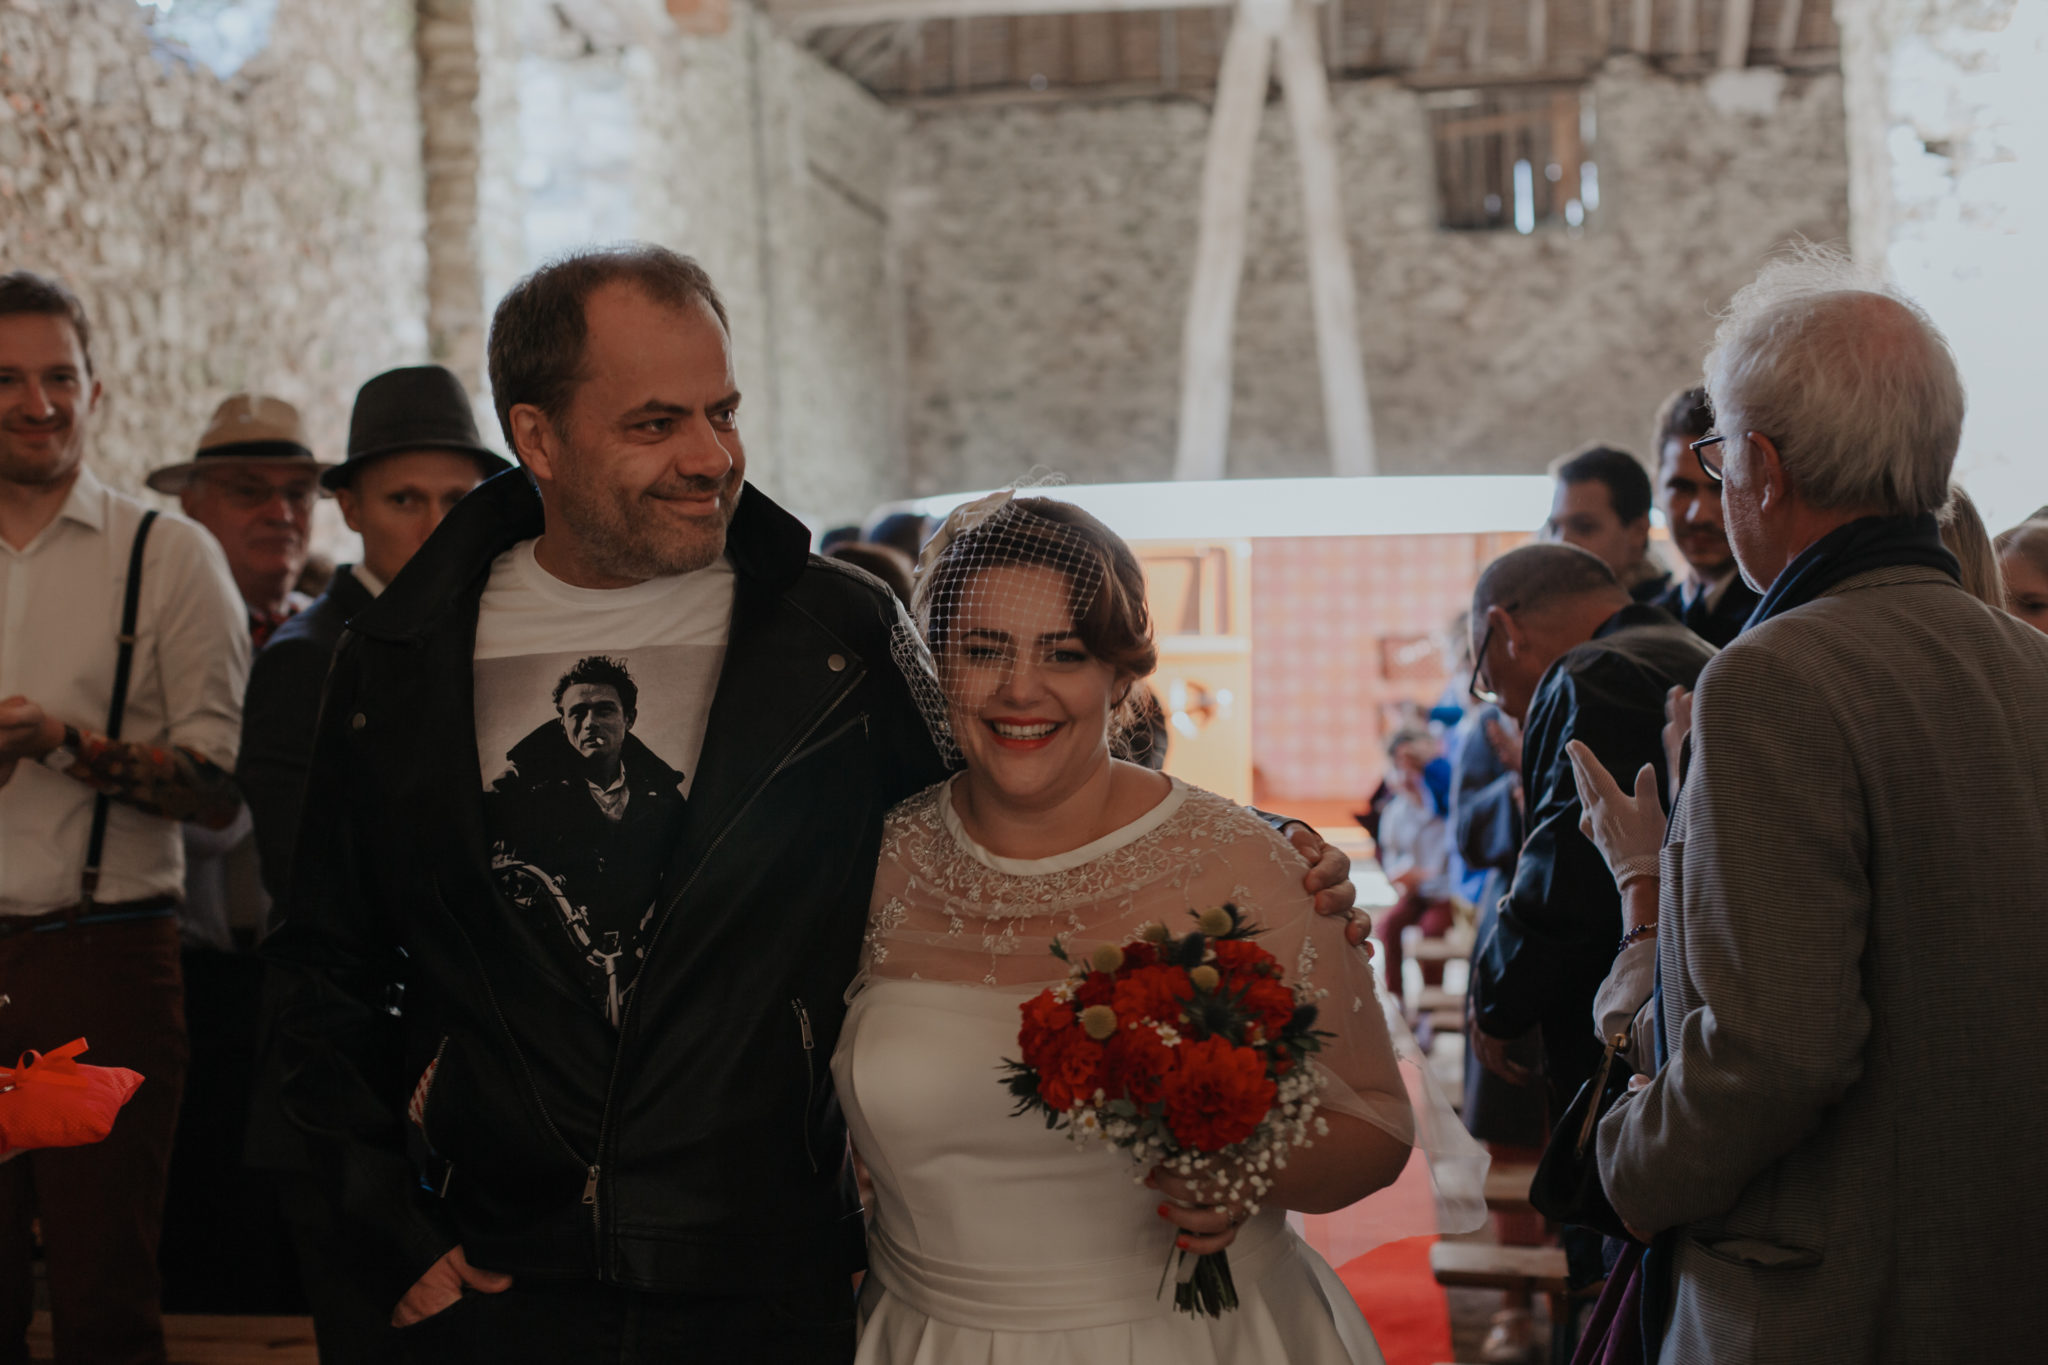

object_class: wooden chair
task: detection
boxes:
[1483,1162,1540,1217]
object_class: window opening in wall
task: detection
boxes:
[1425,86,1595,235]
[135,0,279,78]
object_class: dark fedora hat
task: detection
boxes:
[322,364,512,491]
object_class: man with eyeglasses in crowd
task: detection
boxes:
[147,395,328,651]
[1461,542,1712,1289]
[0,271,249,1364]
[142,396,334,1313]
[1647,387,1761,648]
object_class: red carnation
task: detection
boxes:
[1100,1024,1178,1105]
[1161,1036,1276,1150]
[1018,990,1074,1067]
[1034,1026,1104,1111]
[1240,978,1298,1036]
[1112,965,1194,1028]
[1212,939,1278,981]
[1074,973,1116,1009]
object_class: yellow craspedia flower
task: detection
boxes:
[1196,906,1233,937]
[1080,1005,1119,1040]
[1189,965,1221,992]
[1090,943,1126,974]
[1139,922,1171,943]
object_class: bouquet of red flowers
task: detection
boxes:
[1000,904,1330,1317]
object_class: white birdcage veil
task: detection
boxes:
[892,491,1114,765]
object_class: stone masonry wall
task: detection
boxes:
[1836,0,2045,529]
[0,0,430,497]
[894,59,1850,494]
[470,0,908,525]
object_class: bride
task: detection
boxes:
[833,493,1453,1363]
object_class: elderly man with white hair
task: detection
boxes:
[1586,250,2048,1363]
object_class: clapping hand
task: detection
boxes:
[1564,740,1665,879]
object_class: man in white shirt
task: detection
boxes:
[0,271,249,1365]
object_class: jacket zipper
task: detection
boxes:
[587,666,864,1264]
[793,998,819,1174]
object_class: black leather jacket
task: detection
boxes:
[263,470,946,1304]
[1468,604,1714,1105]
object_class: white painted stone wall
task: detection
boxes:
[1838,0,2047,530]
[893,59,1851,495]
[0,0,429,497]
[473,0,909,525]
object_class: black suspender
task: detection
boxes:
[80,509,157,907]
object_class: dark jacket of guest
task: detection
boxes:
[1469,603,1713,1106]
[262,470,948,1308]
[1450,703,1521,881]
[1450,702,1548,1146]
[1651,574,1762,650]
[237,568,375,913]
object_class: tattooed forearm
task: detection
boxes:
[54,726,242,829]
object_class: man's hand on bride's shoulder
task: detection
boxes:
[1284,823,1370,952]
[1146,1166,1247,1257]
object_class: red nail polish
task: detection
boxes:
[1176,1236,1191,1249]
[1157,1203,1171,1218]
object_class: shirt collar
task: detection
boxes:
[1684,566,1740,612]
[57,465,109,534]
[351,562,387,598]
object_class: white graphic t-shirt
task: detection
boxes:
[473,539,735,1024]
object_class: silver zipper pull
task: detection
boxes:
[793,1000,814,1051]
[582,1165,600,1205]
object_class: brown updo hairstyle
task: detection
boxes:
[922,497,1159,712]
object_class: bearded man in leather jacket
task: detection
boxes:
[262,244,1362,1365]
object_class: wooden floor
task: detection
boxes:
[28,1313,318,1364]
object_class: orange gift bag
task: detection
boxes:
[0,1039,144,1157]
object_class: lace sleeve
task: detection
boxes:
[1214,820,1490,1251]
[1204,824,1413,1144]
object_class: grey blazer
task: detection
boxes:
[1598,566,2048,1364]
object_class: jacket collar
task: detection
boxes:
[347,468,811,645]
[1592,600,1681,641]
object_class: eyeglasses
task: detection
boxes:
[1468,614,1502,705]
[199,475,320,512]
[1690,434,1730,486]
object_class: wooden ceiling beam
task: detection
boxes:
[1718,0,1753,67]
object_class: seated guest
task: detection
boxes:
[1995,516,2048,632]
[1649,386,1762,644]
[1545,444,1671,603]
[1935,484,2008,609]
[1373,726,1455,997]
[1464,544,1711,1110]
[240,363,506,1365]
[1595,252,2048,1362]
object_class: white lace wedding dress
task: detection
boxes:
[833,775,1431,1364]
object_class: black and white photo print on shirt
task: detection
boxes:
[476,645,719,1023]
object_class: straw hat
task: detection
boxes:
[146,394,335,494]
